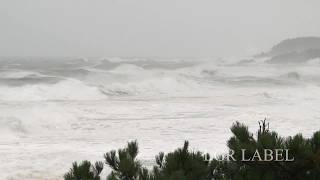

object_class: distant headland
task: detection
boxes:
[257,37,320,63]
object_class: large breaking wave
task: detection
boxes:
[0,57,320,101]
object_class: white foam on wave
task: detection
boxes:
[2,59,320,101]
[307,58,320,65]
[0,70,44,79]
[0,79,106,101]
[79,59,320,97]
[84,62,218,96]
[109,63,146,74]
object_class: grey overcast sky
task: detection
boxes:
[0,0,320,58]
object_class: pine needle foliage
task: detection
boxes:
[64,119,320,180]
[64,160,103,180]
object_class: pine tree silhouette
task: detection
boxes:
[64,120,320,180]
[150,141,213,180]
[104,140,141,180]
[64,160,103,180]
[214,119,320,180]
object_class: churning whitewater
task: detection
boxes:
[1,57,320,179]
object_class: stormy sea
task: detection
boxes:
[1,53,320,179]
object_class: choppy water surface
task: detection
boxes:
[1,57,320,179]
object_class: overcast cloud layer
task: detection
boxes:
[0,0,320,57]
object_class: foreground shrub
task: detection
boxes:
[104,140,141,180]
[217,120,320,180]
[64,120,320,180]
[64,160,103,180]
[150,141,212,180]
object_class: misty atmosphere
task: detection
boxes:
[1,0,320,179]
